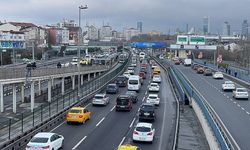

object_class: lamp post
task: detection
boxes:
[78,4,88,97]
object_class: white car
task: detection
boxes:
[128,67,135,75]
[26,132,64,150]
[148,83,160,92]
[152,75,161,83]
[131,63,137,67]
[213,72,224,79]
[133,122,155,143]
[222,81,235,91]
[146,94,160,105]
[92,94,109,106]
[123,71,130,79]
[233,88,249,100]
[151,64,158,69]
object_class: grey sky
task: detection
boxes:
[0,0,249,34]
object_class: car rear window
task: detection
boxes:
[136,127,151,132]
[129,80,138,84]
[69,109,81,113]
[148,96,157,99]
[30,137,49,143]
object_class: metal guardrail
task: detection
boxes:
[0,52,131,150]
[0,65,109,79]
[151,57,180,150]
[171,65,240,150]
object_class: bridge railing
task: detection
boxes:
[0,52,130,149]
[170,65,240,150]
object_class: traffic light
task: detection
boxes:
[180,45,184,49]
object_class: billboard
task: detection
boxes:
[0,41,25,49]
[131,42,167,48]
[176,35,188,45]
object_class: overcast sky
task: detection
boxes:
[0,0,249,34]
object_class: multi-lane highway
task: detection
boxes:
[173,62,250,149]
[51,60,177,150]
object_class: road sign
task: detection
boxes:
[189,36,205,45]
[176,35,188,45]
[170,44,217,50]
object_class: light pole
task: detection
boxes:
[78,4,88,97]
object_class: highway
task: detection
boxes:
[51,61,177,150]
[173,62,250,150]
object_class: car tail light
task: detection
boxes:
[79,115,83,118]
[41,145,50,149]
[66,114,70,117]
[147,132,153,135]
[133,131,139,135]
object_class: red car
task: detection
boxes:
[139,72,146,79]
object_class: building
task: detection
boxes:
[0,23,20,32]
[68,27,81,45]
[242,20,249,37]
[124,28,140,41]
[56,27,69,45]
[58,19,77,28]
[137,22,143,33]
[100,25,112,40]
[20,26,46,47]
[87,25,99,40]
[223,21,230,36]
[202,16,210,35]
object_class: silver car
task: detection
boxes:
[92,94,110,106]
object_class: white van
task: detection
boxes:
[128,75,141,92]
[184,58,192,66]
[139,52,146,60]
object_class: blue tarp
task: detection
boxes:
[131,42,167,48]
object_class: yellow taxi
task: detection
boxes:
[117,144,142,150]
[153,66,161,73]
[66,107,91,124]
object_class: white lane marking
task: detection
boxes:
[85,103,91,108]
[246,111,250,115]
[129,118,136,128]
[72,136,87,150]
[51,121,66,132]
[226,96,230,99]
[119,137,126,146]
[110,106,115,112]
[241,107,245,111]
[145,91,147,95]
[96,117,105,127]
[230,99,233,101]
[233,101,236,104]
[142,97,145,102]
[138,108,140,112]
[237,104,241,107]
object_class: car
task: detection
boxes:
[233,88,249,100]
[183,58,192,66]
[26,132,64,150]
[139,72,146,79]
[125,91,138,103]
[148,83,160,92]
[152,75,161,83]
[213,71,224,79]
[159,54,164,59]
[123,71,130,79]
[66,107,91,124]
[151,64,158,69]
[106,84,119,94]
[153,66,161,74]
[192,64,199,70]
[203,69,213,76]
[140,67,147,74]
[115,75,128,87]
[92,94,110,106]
[128,66,135,75]
[151,71,159,78]
[174,59,181,65]
[222,81,235,91]
[146,94,160,106]
[139,103,156,122]
[116,144,142,150]
[71,57,78,65]
[132,122,155,143]
[116,94,133,111]
[196,66,204,74]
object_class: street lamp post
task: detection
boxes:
[78,5,88,97]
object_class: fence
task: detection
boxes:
[0,52,130,149]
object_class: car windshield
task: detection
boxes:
[129,80,138,84]
[95,95,104,99]
[69,109,81,113]
[117,98,129,105]
[30,137,49,143]
[148,96,157,99]
[136,127,151,132]
[108,85,116,88]
[141,105,154,110]
[151,84,157,87]
[238,89,247,92]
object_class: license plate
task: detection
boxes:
[144,113,149,116]
[139,137,146,140]
[120,106,125,108]
[72,116,77,119]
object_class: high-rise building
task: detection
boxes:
[100,25,112,40]
[124,28,140,41]
[223,21,230,36]
[87,25,98,40]
[137,22,142,33]
[202,16,210,35]
[242,20,249,37]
